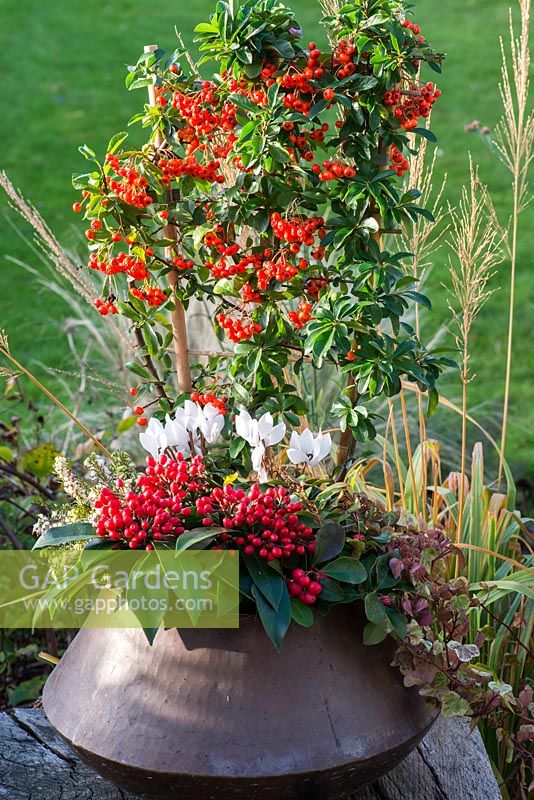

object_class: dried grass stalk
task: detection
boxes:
[0,171,95,304]
[446,160,506,540]
[493,0,534,483]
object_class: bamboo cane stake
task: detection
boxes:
[144,44,192,394]
[39,651,61,666]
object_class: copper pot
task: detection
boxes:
[43,605,436,799]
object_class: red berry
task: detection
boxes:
[323,88,335,101]
[72,202,82,213]
[136,417,148,427]
[129,387,138,397]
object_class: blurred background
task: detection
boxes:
[0,0,532,498]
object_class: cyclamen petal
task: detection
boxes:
[235,409,255,444]
[139,418,167,459]
[266,421,286,446]
[251,443,266,474]
[235,409,286,475]
[286,428,332,467]
[199,404,225,444]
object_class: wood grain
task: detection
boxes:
[0,710,501,800]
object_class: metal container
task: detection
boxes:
[43,605,436,799]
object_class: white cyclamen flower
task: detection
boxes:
[235,409,286,473]
[164,415,195,454]
[198,403,225,444]
[140,401,225,459]
[174,400,202,432]
[287,428,332,468]
[139,417,169,459]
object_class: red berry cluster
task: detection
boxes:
[279,43,324,116]
[88,251,149,281]
[288,568,324,605]
[172,254,195,271]
[240,282,261,303]
[94,454,206,549]
[389,145,410,177]
[172,83,237,139]
[285,123,329,162]
[305,278,328,299]
[217,313,263,343]
[270,212,326,252]
[333,40,358,78]
[256,252,308,290]
[157,156,224,185]
[313,160,357,181]
[384,83,441,130]
[106,154,153,208]
[196,483,315,561]
[131,286,168,307]
[190,391,227,416]
[288,300,313,330]
[207,249,259,279]
[401,18,424,42]
[94,298,118,316]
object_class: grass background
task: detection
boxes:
[0,0,532,489]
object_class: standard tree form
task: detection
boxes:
[73,0,452,463]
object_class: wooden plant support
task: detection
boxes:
[337,150,388,468]
[144,44,192,394]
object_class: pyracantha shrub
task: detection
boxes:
[73,0,453,450]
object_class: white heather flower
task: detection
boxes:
[287,428,332,468]
[54,456,90,502]
[235,409,286,474]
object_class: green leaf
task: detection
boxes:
[441,691,473,718]
[106,131,128,155]
[243,553,284,610]
[142,628,160,645]
[0,445,14,462]
[384,607,407,639]
[20,443,59,478]
[78,144,99,164]
[33,523,95,550]
[413,127,438,143]
[8,675,46,707]
[427,388,439,418]
[117,415,138,433]
[364,593,388,624]
[127,557,168,632]
[319,577,346,602]
[314,522,346,564]
[125,361,151,380]
[321,557,367,585]
[175,528,224,552]
[290,598,314,627]
[363,621,387,645]
[252,583,291,651]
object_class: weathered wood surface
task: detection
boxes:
[0,709,501,800]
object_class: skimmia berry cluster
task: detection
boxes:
[196,483,314,561]
[94,453,205,549]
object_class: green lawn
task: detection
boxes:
[0,0,532,485]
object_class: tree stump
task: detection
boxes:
[0,709,501,799]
